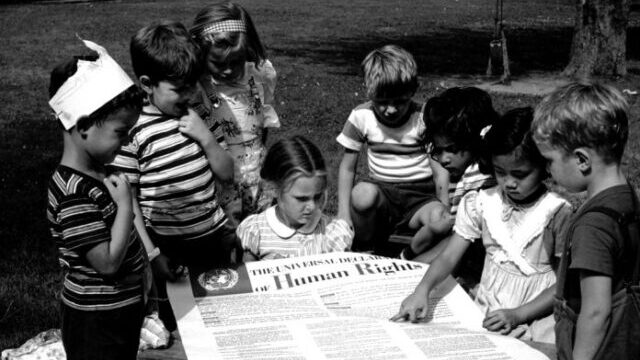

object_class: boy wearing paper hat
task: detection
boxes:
[47,40,147,360]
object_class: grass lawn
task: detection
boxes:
[1,0,639,351]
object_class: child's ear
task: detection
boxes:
[574,148,591,173]
[138,75,154,95]
[76,126,89,140]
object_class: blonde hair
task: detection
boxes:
[260,136,327,194]
[361,45,418,99]
[533,82,629,163]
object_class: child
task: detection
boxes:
[401,86,498,262]
[47,39,147,359]
[337,44,449,257]
[237,136,354,261]
[392,108,572,344]
[533,82,640,359]
[110,21,237,331]
[190,1,280,222]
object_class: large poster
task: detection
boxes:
[167,252,550,360]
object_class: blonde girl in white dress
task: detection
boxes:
[392,108,572,344]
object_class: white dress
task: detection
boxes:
[453,186,572,343]
[201,60,279,218]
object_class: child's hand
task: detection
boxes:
[178,108,214,146]
[103,173,132,210]
[482,309,524,334]
[151,253,178,282]
[390,290,430,323]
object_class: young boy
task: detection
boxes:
[47,39,147,360]
[110,21,237,330]
[337,44,449,257]
[533,82,639,359]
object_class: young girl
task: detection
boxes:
[190,2,279,222]
[401,87,498,261]
[392,108,572,344]
[237,136,353,261]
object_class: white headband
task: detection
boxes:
[49,39,134,130]
[200,20,247,36]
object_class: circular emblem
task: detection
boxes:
[197,268,239,291]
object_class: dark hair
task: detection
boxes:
[423,87,497,155]
[49,56,144,131]
[480,107,546,175]
[191,2,266,66]
[261,136,327,192]
[130,21,203,84]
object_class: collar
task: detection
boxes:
[265,206,322,238]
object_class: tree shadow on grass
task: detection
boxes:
[269,25,638,76]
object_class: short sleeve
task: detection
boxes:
[58,195,110,254]
[546,202,573,258]
[336,109,365,151]
[452,190,483,241]
[237,215,261,258]
[570,214,619,277]
[322,218,354,252]
[110,138,141,184]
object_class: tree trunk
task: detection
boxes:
[563,0,629,78]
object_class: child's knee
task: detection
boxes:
[410,202,449,229]
[351,182,379,212]
[429,205,453,234]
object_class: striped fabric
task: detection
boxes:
[47,166,146,311]
[336,101,432,182]
[238,206,353,260]
[110,105,227,239]
[448,163,496,215]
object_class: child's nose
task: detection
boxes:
[505,177,517,189]
[439,153,451,165]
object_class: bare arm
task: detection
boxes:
[85,174,134,275]
[130,187,176,281]
[483,285,555,333]
[430,159,450,206]
[573,272,611,360]
[179,108,234,183]
[337,149,359,224]
[391,233,470,322]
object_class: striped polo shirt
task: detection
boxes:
[238,206,353,260]
[448,163,496,215]
[110,104,227,240]
[336,101,432,182]
[47,166,147,311]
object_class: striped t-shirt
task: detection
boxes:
[336,101,431,182]
[238,206,353,260]
[47,166,147,311]
[448,163,496,215]
[110,105,228,240]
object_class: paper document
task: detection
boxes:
[167,252,550,360]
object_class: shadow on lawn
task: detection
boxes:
[271,24,640,76]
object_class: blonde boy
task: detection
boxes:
[533,82,639,360]
[337,45,448,256]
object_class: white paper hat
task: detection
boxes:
[49,39,134,130]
